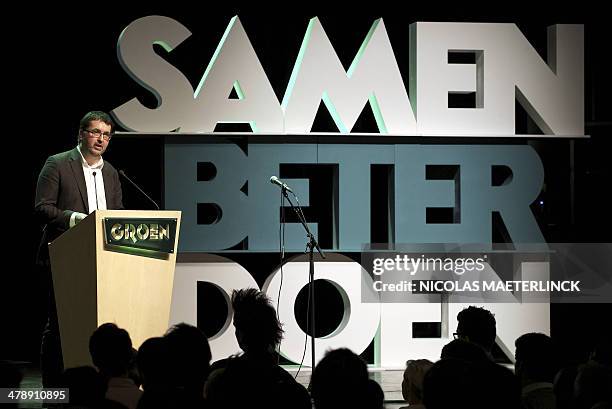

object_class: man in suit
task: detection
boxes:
[35,110,124,386]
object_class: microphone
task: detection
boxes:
[119,170,160,210]
[270,176,293,193]
[92,171,99,210]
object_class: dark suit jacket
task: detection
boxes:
[35,147,123,263]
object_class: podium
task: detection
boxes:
[48,210,181,369]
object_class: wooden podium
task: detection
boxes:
[48,210,181,369]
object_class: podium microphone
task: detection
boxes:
[270,176,293,193]
[119,170,160,210]
[92,171,100,210]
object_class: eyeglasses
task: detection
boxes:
[83,128,113,141]
[453,332,460,339]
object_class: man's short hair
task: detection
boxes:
[311,348,371,409]
[164,323,211,388]
[79,111,115,133]
[515,332,558,382]
[403,359,433,402]
[231,288,283,351]
[89,323,132,377]
[456,306,497,352]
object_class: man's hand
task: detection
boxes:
[69,212,88,228]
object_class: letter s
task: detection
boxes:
[113,16,194,132]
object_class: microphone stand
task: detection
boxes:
[280,187,325,372]
[119,170,160,210]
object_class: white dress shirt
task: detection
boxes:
[69,146,108,227]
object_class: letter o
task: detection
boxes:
[137,224,149,240]
[263,254,380,366]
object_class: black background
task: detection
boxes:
[5,2,611,365]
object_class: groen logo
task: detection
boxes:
[104,218,177,253]
[110,223,170,243]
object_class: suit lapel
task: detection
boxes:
[102,166,112,208]
[68,148,89,213]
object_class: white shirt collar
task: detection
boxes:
[77,145,104,170]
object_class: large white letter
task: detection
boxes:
[170,259,259,361]
[411,23,583,136]
[113,16,194,132]
[283,18,416,134]
[183,16,283,133]
[263,257,380,366]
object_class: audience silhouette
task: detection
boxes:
[205,288,309,409]
[60,366,127,409]
[515,332,558,409]
[38,301,609,409]
[456,305,497,356]
[137,323,211,409]
[401,359,433,409]
[311,348,383,409]
[424,306,521,409]
[90,323,143,409]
